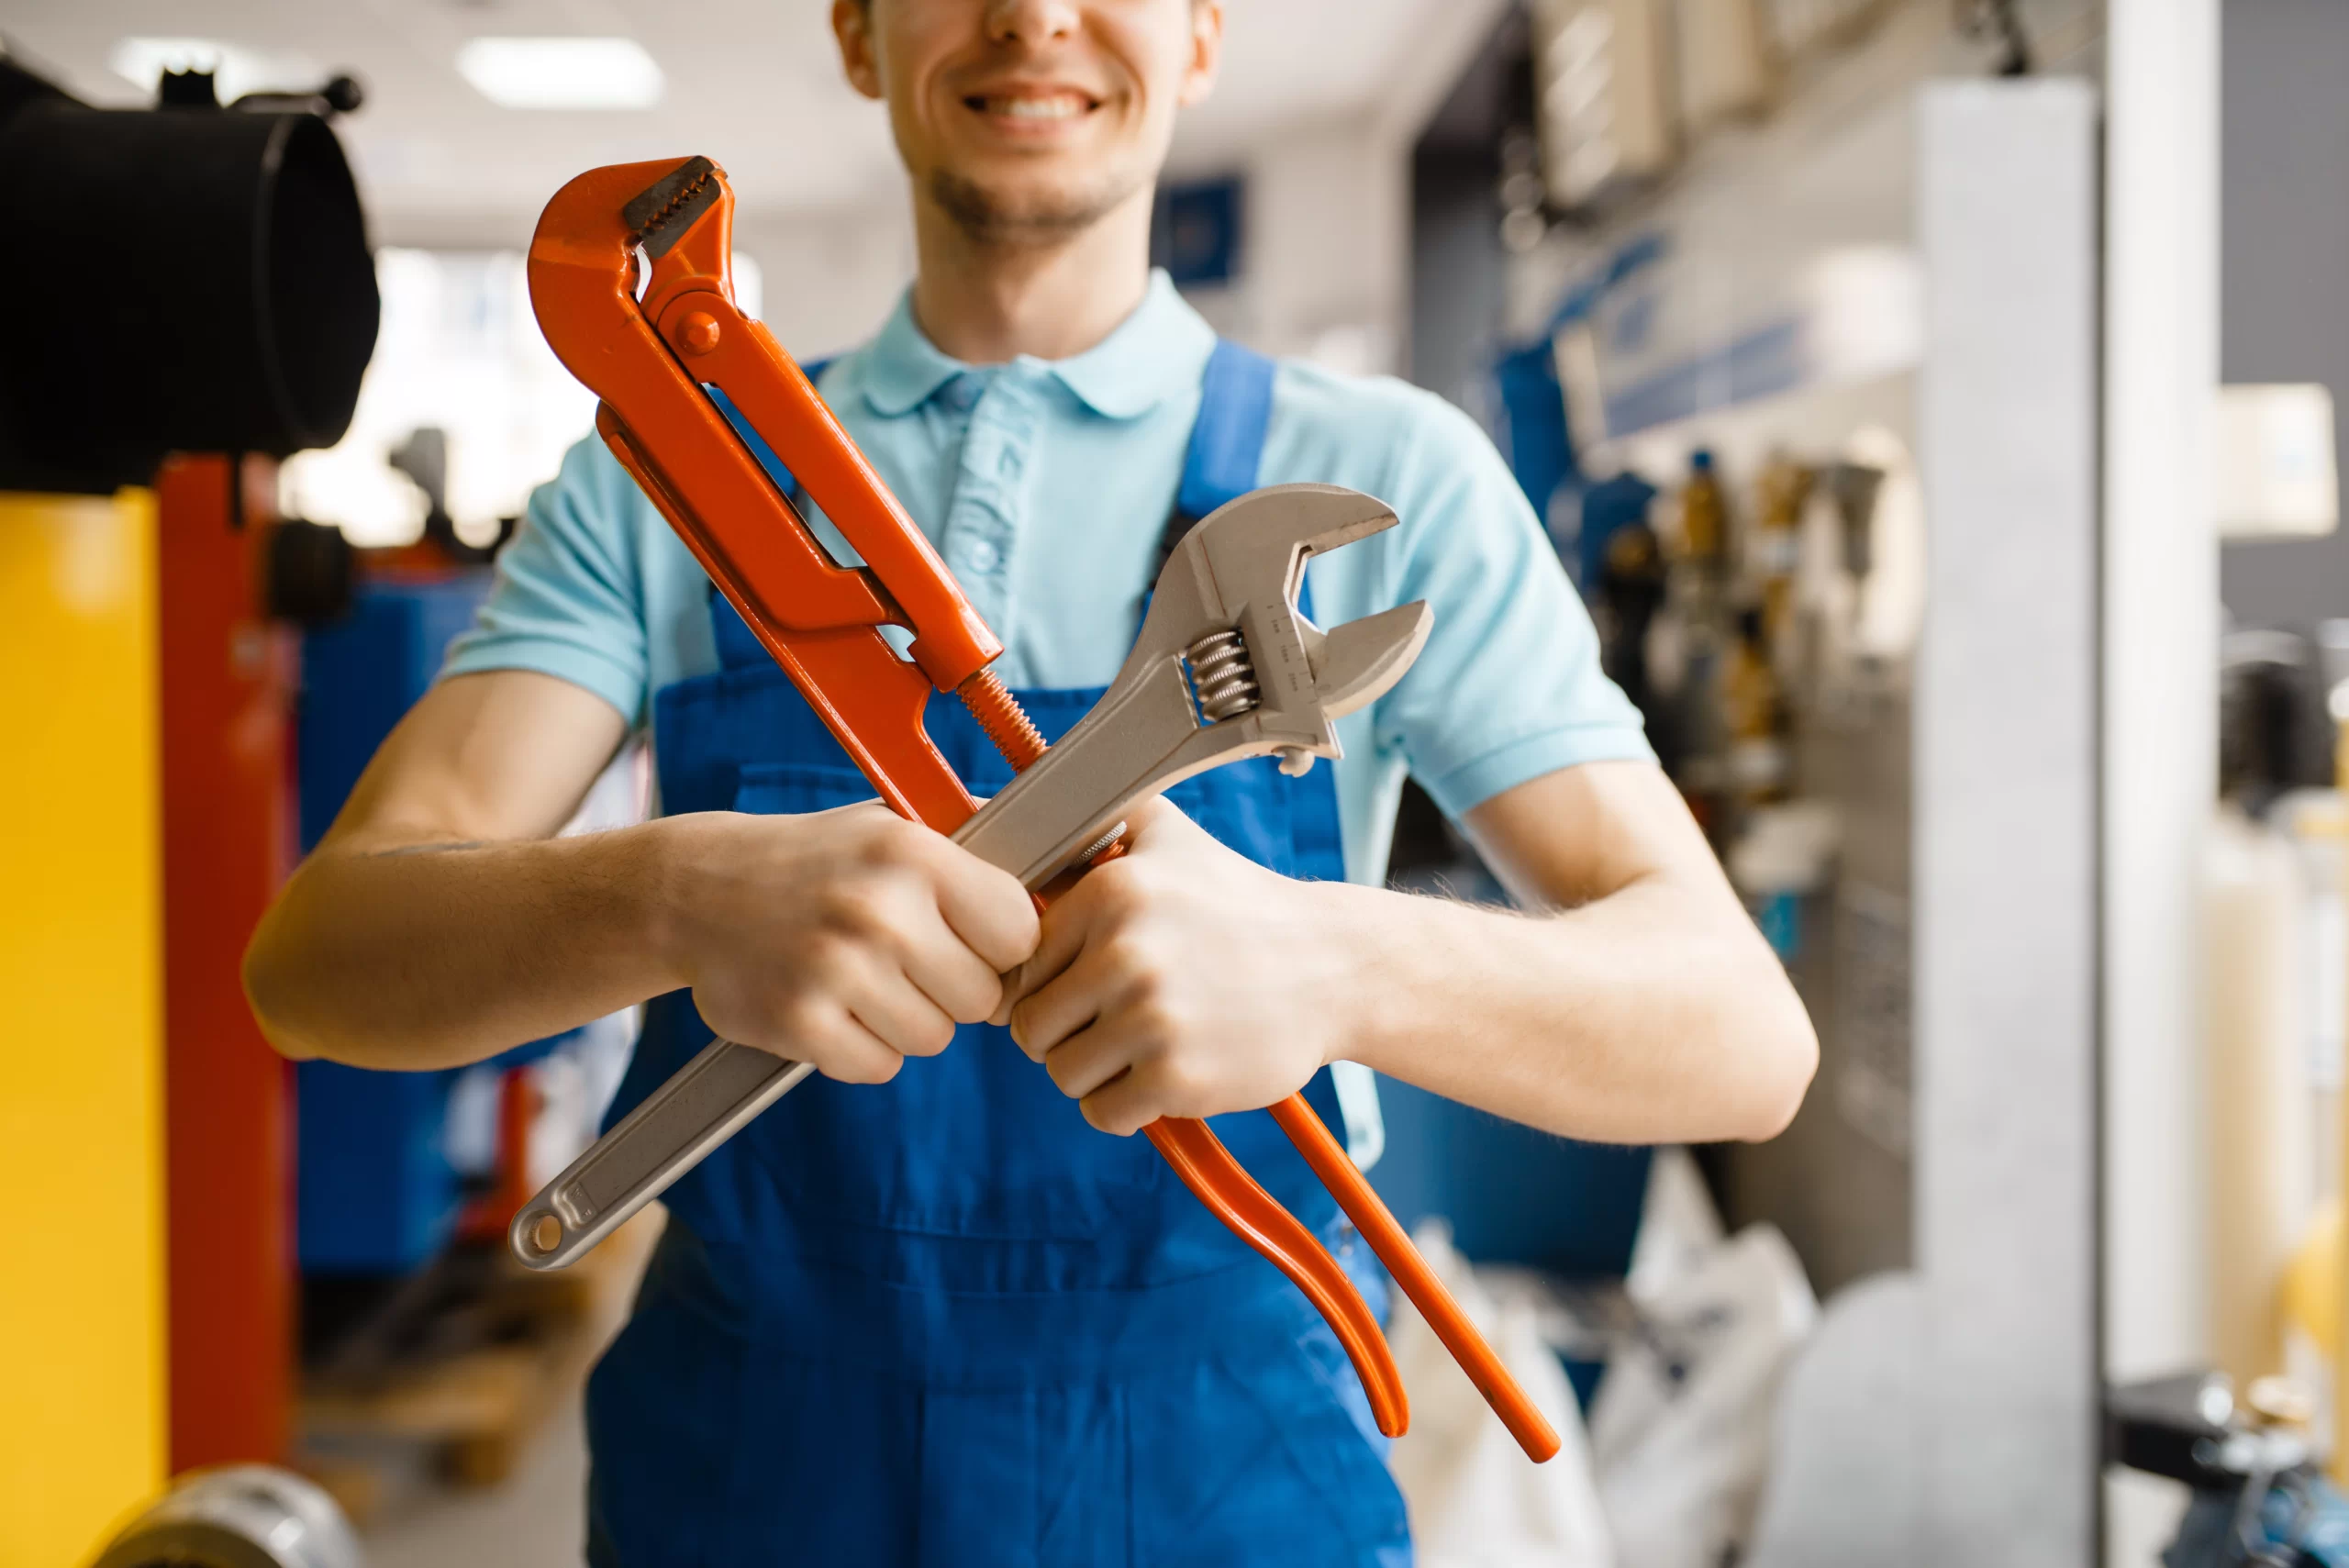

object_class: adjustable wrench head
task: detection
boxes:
[952,484,1431,888]
[1135,483,1432,742]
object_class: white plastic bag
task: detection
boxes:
[1386,1223,1616,1567]
[1588,1214,1817,1568]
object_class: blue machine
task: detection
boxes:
[294,573,492,1275]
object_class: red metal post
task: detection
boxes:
[157,453,295,1468]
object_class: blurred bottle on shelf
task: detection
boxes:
[1596,503,1669,719]
[1723,605,1791,808]
[1656,450,1736,840]
[1822,462,1883,583]
[1749,452,1811,673]
[1680,446,1731,571]
[2208,633,2335,1448]
[2207,795,2312,1400]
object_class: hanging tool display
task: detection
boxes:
[515,154,1561,1462]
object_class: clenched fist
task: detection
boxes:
[994,797,1364,1134]
[655,801,1040,1084]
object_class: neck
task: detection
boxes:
[907,182,1155,364]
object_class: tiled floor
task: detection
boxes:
[352,1210,659,1565]
[362,1394,592,1568]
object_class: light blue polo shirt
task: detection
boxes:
[444,270,1652,1158]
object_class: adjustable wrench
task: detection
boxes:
[510,482,1428,1274]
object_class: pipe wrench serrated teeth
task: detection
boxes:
[621,155,721,257]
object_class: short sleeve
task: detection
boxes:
[1371,396,1653,817]
[440,436,651,727]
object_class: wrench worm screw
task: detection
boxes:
[1078,821,1128,863]
[1186,629,1261,722]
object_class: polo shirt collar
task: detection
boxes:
[858,269,1216,420]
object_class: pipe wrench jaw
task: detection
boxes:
[622,155,721,260]
[623,156,738,324]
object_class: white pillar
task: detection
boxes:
[1916,76,2100,1566]
[2102,0,2221,1558]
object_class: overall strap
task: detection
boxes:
[1153,338,1277,580]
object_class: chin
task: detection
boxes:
[927,161,1145,241]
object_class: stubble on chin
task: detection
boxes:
[927,165,1143,246]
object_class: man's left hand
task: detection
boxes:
[995,795,1362,1135]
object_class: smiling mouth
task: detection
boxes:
[964,91,1100,123]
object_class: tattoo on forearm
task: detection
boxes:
[364,840,489,859]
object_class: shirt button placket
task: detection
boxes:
[941,372,1040,673]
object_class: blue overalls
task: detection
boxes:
[585,343,1413,1568]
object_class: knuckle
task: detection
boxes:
[1130,993,1182,1045]
[1100,931,1161,984]
[1007,1002,1049,1060]
[1084,1095,1138,1138]
[820,883,900,946]
[1114,862,1161,910]
[955,973,1005,1028]
[1149,1054,1205,1111]
[912,1013,956,1057]
[1085,861,1144,915]
[807,879,860,932]
[990,864,1037,908]
[838,1050,902,1086]
[798,928,861,984]
[998,885,1043,947]
[774,995,833,1048]
[850,812,919,869]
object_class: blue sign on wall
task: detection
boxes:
[1151,176,1243,287]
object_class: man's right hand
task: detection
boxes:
[654,802,1038,1084]
[244,668,1036,1075]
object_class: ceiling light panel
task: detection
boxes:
[455,37,664,111]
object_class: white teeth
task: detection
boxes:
[992,96,1084,120]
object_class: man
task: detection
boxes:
[245,1,1816,1562]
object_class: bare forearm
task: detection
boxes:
[1328,875,1815,1145]
[245,825,678,1071]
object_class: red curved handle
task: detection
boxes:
[1143,1116,1408,1437]
[1268,1095,1561,1462]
